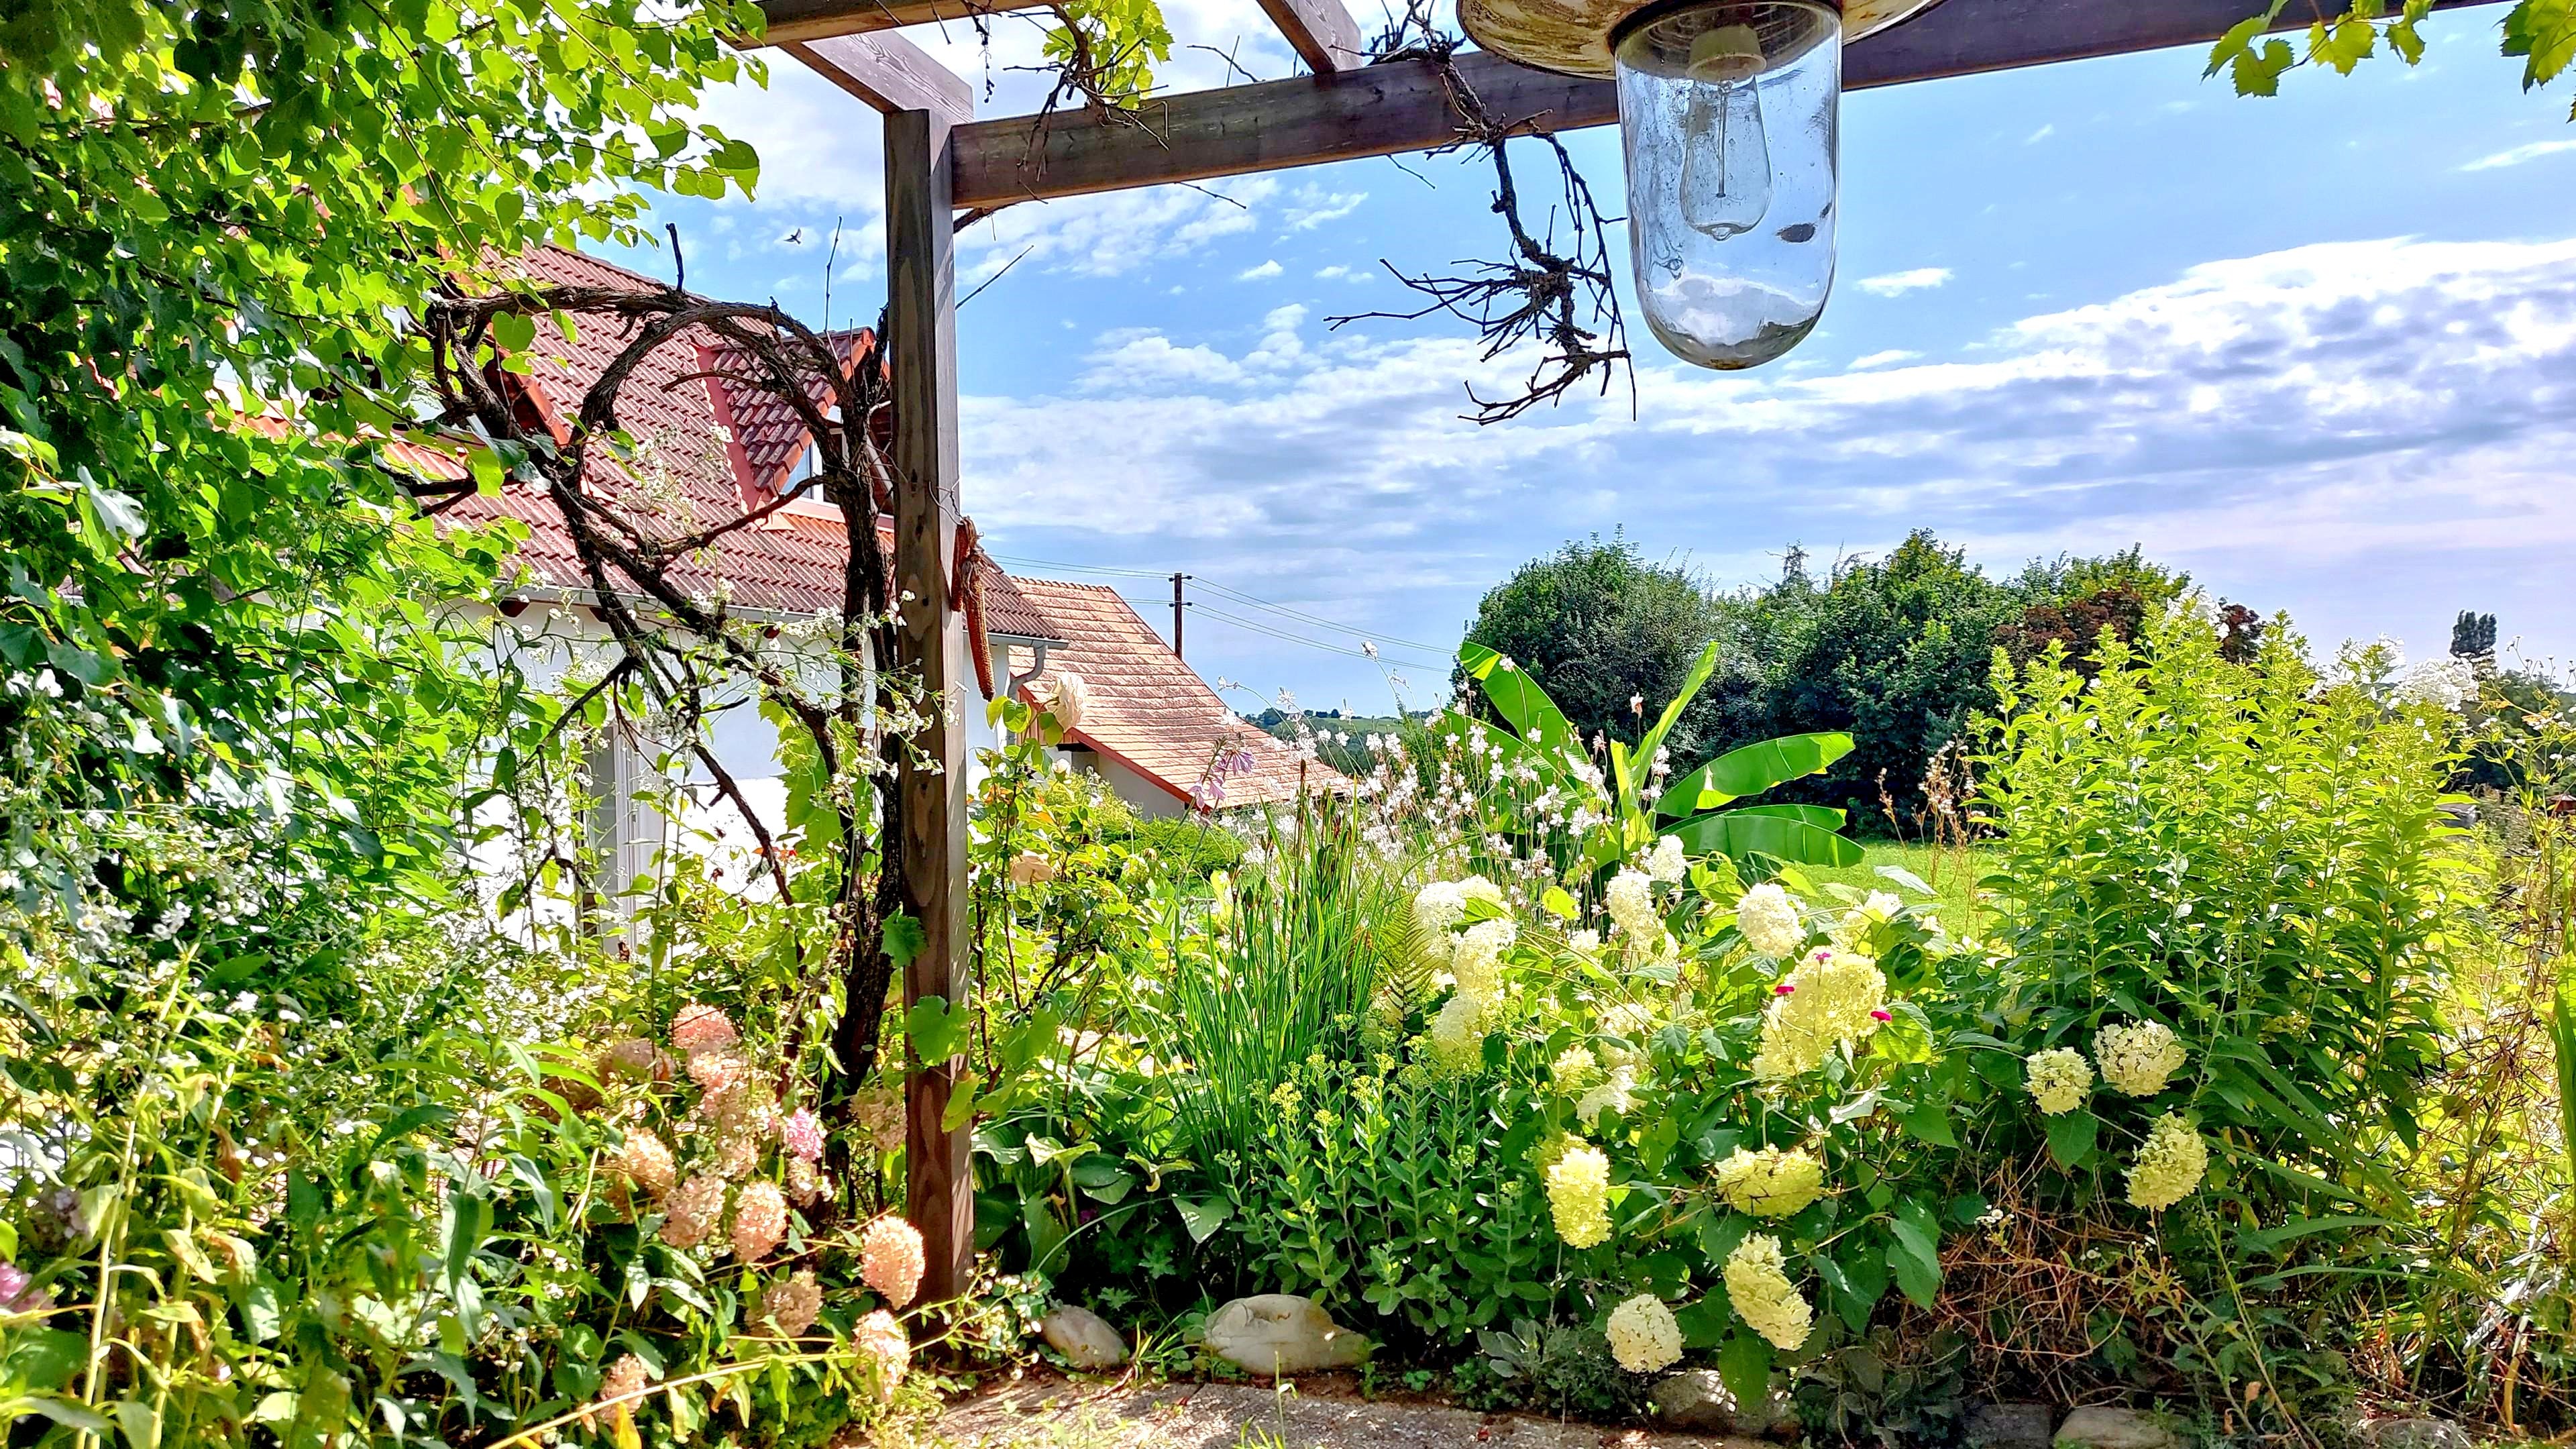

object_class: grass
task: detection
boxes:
[1803,840,1992,936]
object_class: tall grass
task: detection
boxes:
[1153,797,1417,1169]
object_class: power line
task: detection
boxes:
[1191,603,1450,672]
[994,552,1454,656]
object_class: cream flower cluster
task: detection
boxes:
[612,1126,676,1197]
[1723,1234,1813,1350]
[2095,1020,2186,1097]
[1413,875,1504,937]
[1552,1044,1603,1089]
[2024,1048,2093,1116]
[1648,835,1688,885]
[1711,1145,1826,1219]
[2125,1113,2209,1211]
[1429,992,1486,1067]
[1606,1293,1684,1373]
[1750,949,1890,1082]
[1576,1065,1638,1123]
[1451,918,1515,1000]
[1830,891,1904,955]
[1605,870,1671,958]
[1734,883,1806,959]
[1548,1141,1613,1248]
[854,1309,911,1401]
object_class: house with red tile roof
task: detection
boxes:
[378,245,1325,876]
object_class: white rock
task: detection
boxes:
[1651,1369,1790,1434]
[1201,1294,1370,1377]
[2055,1407,2179,1449]
[1040,1305,1128,1371]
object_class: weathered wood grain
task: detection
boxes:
[760,0,1046,46]
[786,32,973,124]
[1257,0,1368,72]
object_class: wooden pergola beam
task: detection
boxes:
[948,0,2516,210]
[786,32,973,123]
[761,0,1047,45]
[1257,0,1368,72]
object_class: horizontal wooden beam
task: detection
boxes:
[951,0,2514,210]
[785,32,973,125]
[1257,0,1368,72]
[758,0,1046,46]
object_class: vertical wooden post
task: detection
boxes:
[886,104,973,1303]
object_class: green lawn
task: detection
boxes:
[1801,841,1992,937]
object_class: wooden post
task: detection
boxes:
[886,104,973,1304]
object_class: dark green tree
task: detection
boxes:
[1457,533,1735,761]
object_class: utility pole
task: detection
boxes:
[1171,572,1188,659]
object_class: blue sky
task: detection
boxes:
[626,6,2576,715]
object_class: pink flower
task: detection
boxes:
[1870,1009,1893,1022]
[0,1261,50,1318]
[589,1353,650,1430]
[600,1036,666,1081]
[854,1309,910,1400]
[731,1181,790,1262]
[688,1049,749,1096]
[782,1107,824,1163]
[761,1269,824,1338]
[660,1175,727,1250]
[670,1004,739,1055]
[611,1127,676,1197]
[860,1214,926,1307]
[1774,983,1796,996]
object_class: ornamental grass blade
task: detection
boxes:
[2553,963,2576,1185]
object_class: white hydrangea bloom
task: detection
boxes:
[2024,1048,2093,1116]
[1750,951,1890,1082]
[1734,883,1805,959]
[2125,1112,2208,1211]
[1723,1234,1813,1351]
[1429,992,1485,1065]
[1548,1142,1612,1248]
[2094,1020,2186,1097]
[1606,1293,1683,1373]
[1648,835,1687,884]
[1711,1145,1826,1219]
[1576,1065,1638,1124]
[1568,928,1601,955]
[1456,875,1506,912]
[1413,881,1466,935]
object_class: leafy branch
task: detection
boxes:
[2210,0,2576,117]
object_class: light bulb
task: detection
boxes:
[1677,27,1770,240]
[1615,0,1839,370]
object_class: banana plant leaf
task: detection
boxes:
[1460,641,1578,756]
[1665,808,1865,867]
[1656,732,1854,817]
[1719,802,1849,829]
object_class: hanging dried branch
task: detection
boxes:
[1330,3,1633,424]
[417,267,923,1142]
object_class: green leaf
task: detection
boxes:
[2505,0,2576,88]
[1896,1099,1957,1148]
[2232,36,2298,94]
[2044,1109,2099,1169]
[1656,732,1852,816]
[1634,641,1721,775]
[1886,1230,1941,1310]
[1175,1197,1232,1244]
[2551,967,2576,1185]
[1666,809,1863,868]
[1674,1295,1734,1350]
[883,914,928,969]
[1458,641,1578,756]
[491,311,537,354]
[3,1331,93,1393]
[1716,1331,1774,1411]
[1540,886,1578,920]
[941,1069,983,1132]
[907,994,970,1065]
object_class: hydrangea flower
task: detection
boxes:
[2095,1020,2186,1097]
[1451,918,1515,999]
[600,1036,665,1081]
[590,1353,650,1430]
[1831,891,1905,955]
[1734,883,1805,959]
[612,1126,677,1197]
[861,1214,928,1307]
[2125,1113,2208,1211]
[762,1269,825,1337]
[0,1260,52,1318]
[1575,1065,1638,1124]
[1552,1044,1603,1089]
[1606,1293,1684,1373]
[1605,871,1663,951]
[1413,881,1466,935]
[1429,992,1487,1066]
[1750,950,1889,1082]
[1457,875,1506,912]
[782,1107,825,1163]
[1547,1142,1613,1249]
[1648,835,1687,884]
[670,1003,739,1055]
[688,1047,750,1096]
[854,1309,911,1400]
[2024,1048,2093,1116]
[1711,1145,1826,1219]
[1567,928,1601,955]
[1723,1234,1813,1351]
[731,1181,790,1261]
[660,1173,727,1249]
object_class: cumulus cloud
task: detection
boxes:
[1238,259,1286,280]
[2461,138,2576,171]
[966,235,2576,669]
[1285,187,1369,230]
[953,177,1281,281]
[1857,267,1954,297]
[1847,349,1921,370]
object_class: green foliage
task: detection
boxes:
[1457,533,1733,761]
[2210,0,2576,119]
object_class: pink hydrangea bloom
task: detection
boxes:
[731,1181,790,1262]
[853,1309,910,1399]
[611,1127,676,1197]
[0,1261,50,1317]
[761,1269,824,1337]
[660,1174,727,1249]
[782,1107,824,1163]
[688,1049,749,1097]
[859,1214,926,1307]
[669,1004,739,1055]
[600,1036,664,1081]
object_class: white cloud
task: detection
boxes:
[2461,138,2576,171]
[954,177,1281,282]
[1316,264,1374,282]
[1284,188,1368,231]
[1847,349,1921,370]
[2025,123,2055,145]
[1857,268,1955,297]
[1080,330,1248,391]
[1238,259,1286,280]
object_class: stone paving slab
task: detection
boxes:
[926,1377,1770,1449]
